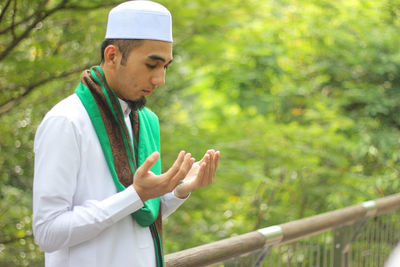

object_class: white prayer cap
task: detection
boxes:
[105,1,173,42]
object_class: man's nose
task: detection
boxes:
[151,69,166,86]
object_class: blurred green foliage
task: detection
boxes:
[0,0,399,265]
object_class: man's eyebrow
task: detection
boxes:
[148,55,173,65]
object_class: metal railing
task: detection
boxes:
[165,194,400,267]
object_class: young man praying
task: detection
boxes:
[32,1,219,266]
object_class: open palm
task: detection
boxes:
[174,150,220,198]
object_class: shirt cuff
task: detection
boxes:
[101,186,144,223]
[173,189,191,200]
[161,191,190,219]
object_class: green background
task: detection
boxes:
[0,0,399,265]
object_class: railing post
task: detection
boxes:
[333,225,351,267]
[333,200,378,267]
[333,219,370,267]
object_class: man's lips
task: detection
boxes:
[142,89,153,96]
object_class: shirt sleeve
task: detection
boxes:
[32,116,144,253]
[160,191,190,219]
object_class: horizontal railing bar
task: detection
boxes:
[165,193,400,267]
[165,232,265,267]
[376,193,400,215]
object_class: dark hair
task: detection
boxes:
[100,39,144,65]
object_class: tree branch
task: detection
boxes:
[0,0,115,35]
[63,1,121,11]
[10,0,17,39]
[0,0,13,25]
[0,0,116,35]
[0,0,121,62]
[0,0,50,36]
[0,0,69,62]
[0,62,94,116]
[0,12,35,35]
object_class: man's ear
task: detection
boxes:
[103,45,120,66]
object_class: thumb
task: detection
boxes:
[136,151,159,176]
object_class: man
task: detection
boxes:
[32,1,220,267]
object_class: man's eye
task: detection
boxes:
[146,64,157,69]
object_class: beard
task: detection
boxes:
[126,97,146,111]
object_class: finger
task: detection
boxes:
[202,150,215,184]
[210,150,217,180]
[188,157,196,170]
[200,150,212,164]
[214,151,220,173]
[210,151,220,183]
[164,151,185,177]
[189,157,196,171]
[197,162,207,186]
[202,154,211,183]
[208,152,216,184]
[135,151,160,177]
[172,153,193,184]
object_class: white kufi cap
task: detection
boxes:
[105,1,173,42]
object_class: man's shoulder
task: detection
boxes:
[35,94,89,149]
[41,93,89,126]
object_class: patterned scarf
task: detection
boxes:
[75,66,164,267]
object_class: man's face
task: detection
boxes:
[112,40,173,103]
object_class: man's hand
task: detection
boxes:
[173,149,220,199]
[132,151,194,202]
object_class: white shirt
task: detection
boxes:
[33,94,186,267]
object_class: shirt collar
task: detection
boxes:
[118,98,131,117]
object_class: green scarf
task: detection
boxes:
[75,66,164,266]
